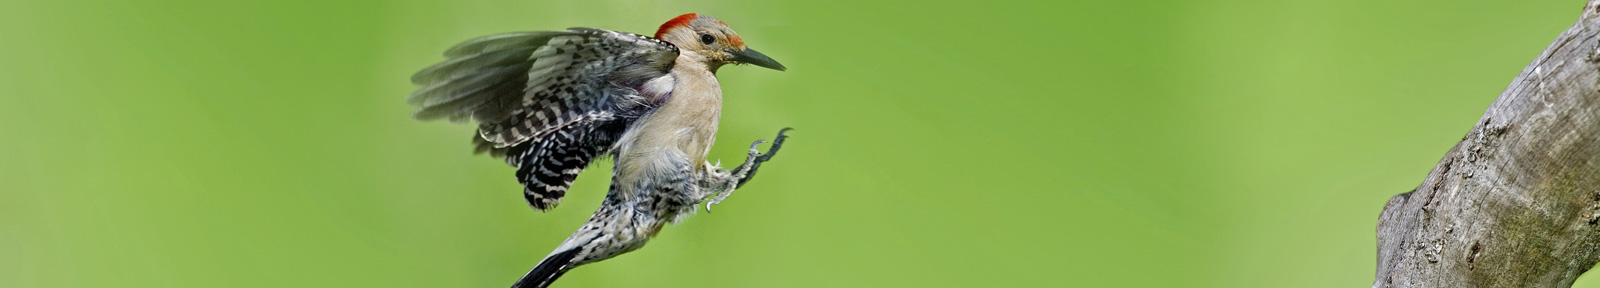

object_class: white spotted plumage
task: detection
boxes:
[408,13,790,288]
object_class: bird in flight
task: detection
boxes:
[407,13,792,288]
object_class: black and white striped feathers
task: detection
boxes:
[409,28,679,210]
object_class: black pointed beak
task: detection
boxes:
[730,47,786,71]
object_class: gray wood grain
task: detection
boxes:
[1375,2,1600,287]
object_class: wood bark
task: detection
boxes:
[1374,1,1600,287]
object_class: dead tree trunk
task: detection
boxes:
[1374,1,1600,287]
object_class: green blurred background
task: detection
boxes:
[1,0,1593,287]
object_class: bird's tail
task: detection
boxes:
[510,248,581,288]
[511,196,641,288]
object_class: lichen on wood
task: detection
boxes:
[1373,1,1600,287]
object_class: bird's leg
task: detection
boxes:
[700,140,764,211]
[732,128,791,187]
[703,128,792,212]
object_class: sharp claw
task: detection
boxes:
[723,127,795,199]
[752,128,790,163]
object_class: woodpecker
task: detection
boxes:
[407,13,789,288]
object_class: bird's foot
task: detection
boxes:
[735,127,791,186]
[705,128,792,212]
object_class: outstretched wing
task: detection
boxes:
[409,28,678,210]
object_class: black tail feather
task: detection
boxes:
[511,248,580,288]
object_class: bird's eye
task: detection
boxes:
[700,34,716,45]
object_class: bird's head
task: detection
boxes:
[654,13,786,72]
